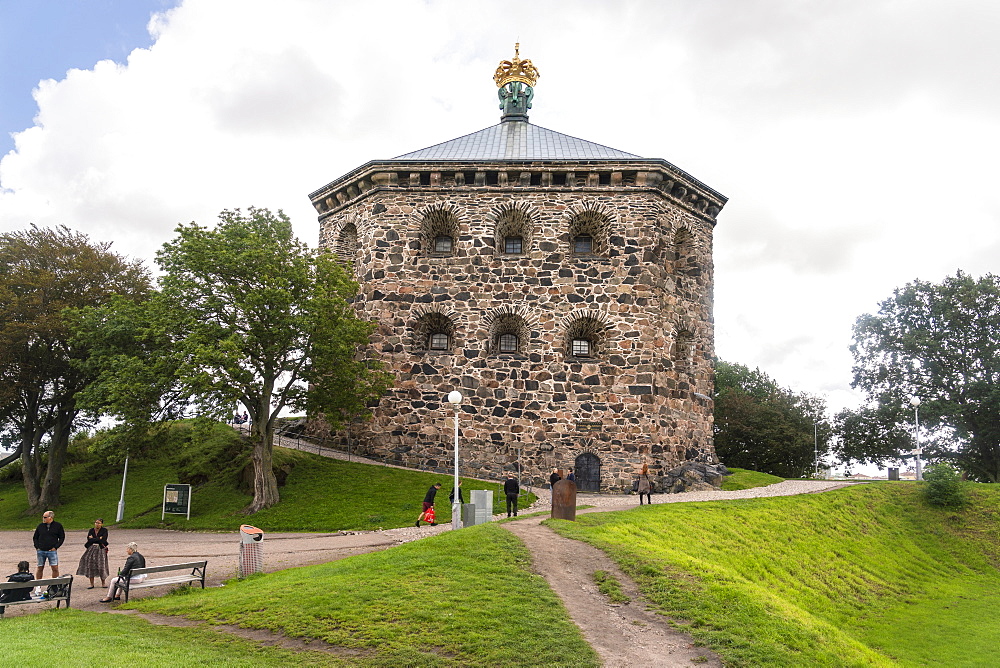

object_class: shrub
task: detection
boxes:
[922,463,968,508]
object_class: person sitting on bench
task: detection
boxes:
[0,561,34,614]
[100,542,146,602]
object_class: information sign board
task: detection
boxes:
[162,483,192,520]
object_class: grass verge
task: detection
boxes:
[131,522,599,667]
[720,467,784,491]
[1,608,335,666]
[549,482,1000,667]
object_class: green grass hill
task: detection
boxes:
[0,421,533,532]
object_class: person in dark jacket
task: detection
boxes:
[549,468,562,489]
[416,483,441,527]
[76,518,110,588]
[100,542,146,602]
[33,510,65,579]
[503,472,520,517]
[0,561,34,615]
[449,481,464,505]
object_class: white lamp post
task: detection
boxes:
[447,390,463,530]
[813,423,820,477]
[116,453,129,523]
[910,396,922,481]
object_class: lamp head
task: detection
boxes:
[447,390,462,405]
[910,396,921,407]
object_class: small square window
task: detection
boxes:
[433,236,453,253]
[429,333,449,351]
[571,339,591,357]
[504,236,523,254]
[498,333,518,353]
[573,234,593,254]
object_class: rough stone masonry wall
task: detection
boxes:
[315,185,718,492]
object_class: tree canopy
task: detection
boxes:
[79,207,392,512]
[713,360,830,478]
[0,225,149,511]
[836,271,1000,481]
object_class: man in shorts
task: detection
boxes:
[33,510,65,579]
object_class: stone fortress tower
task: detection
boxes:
[308,46,726,492]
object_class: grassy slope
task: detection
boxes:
[1,609,336,666]
[130,522,599,667]
[0,436,534,532]
[721,467,784,490]
[550,483,1000,667]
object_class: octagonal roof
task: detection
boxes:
[393,120,642,161]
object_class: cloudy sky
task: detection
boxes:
[2,0,998,420]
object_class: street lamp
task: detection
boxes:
[447,390,462,531]
[814,423,820,478]
[910,396,922,481]
[116,452,129,523]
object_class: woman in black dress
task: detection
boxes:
[76,518,109,589]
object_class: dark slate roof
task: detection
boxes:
[393,120,642,161]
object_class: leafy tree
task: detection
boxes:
[840,271,1000,482]
[79,208,392,512]
[0,225,149,510]
[713,360,830,478]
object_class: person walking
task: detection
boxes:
[549,468,562,489]
[33,510,65,580]
[503,472,520,517]
[637,463,653,505]
[100,542,146,603]
[76,518,110,589]
[416,483,441,527]
[566,468,575,483]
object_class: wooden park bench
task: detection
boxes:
[0,575,73,618]
[119,561,207,603]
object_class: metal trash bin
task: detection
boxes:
[239,524,264,577]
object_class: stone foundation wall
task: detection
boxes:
[311,178,719,492]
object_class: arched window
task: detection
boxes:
[419,206,460,257]
[499,333,519,353]
[492,203,534,256]
[334,222,358,266]
[412,311,457,353]
[566,207,610,256]
[564,314,610,360]
[486,309,531,356]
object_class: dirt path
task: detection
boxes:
[504,511,723,667]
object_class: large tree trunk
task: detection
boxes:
[245,426,280,513]
[36,412,73,510]
[20,426,43,512]
[243,388,280,514]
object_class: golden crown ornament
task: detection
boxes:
[494,43,540,88]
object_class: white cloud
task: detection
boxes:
[1,0,997,419]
